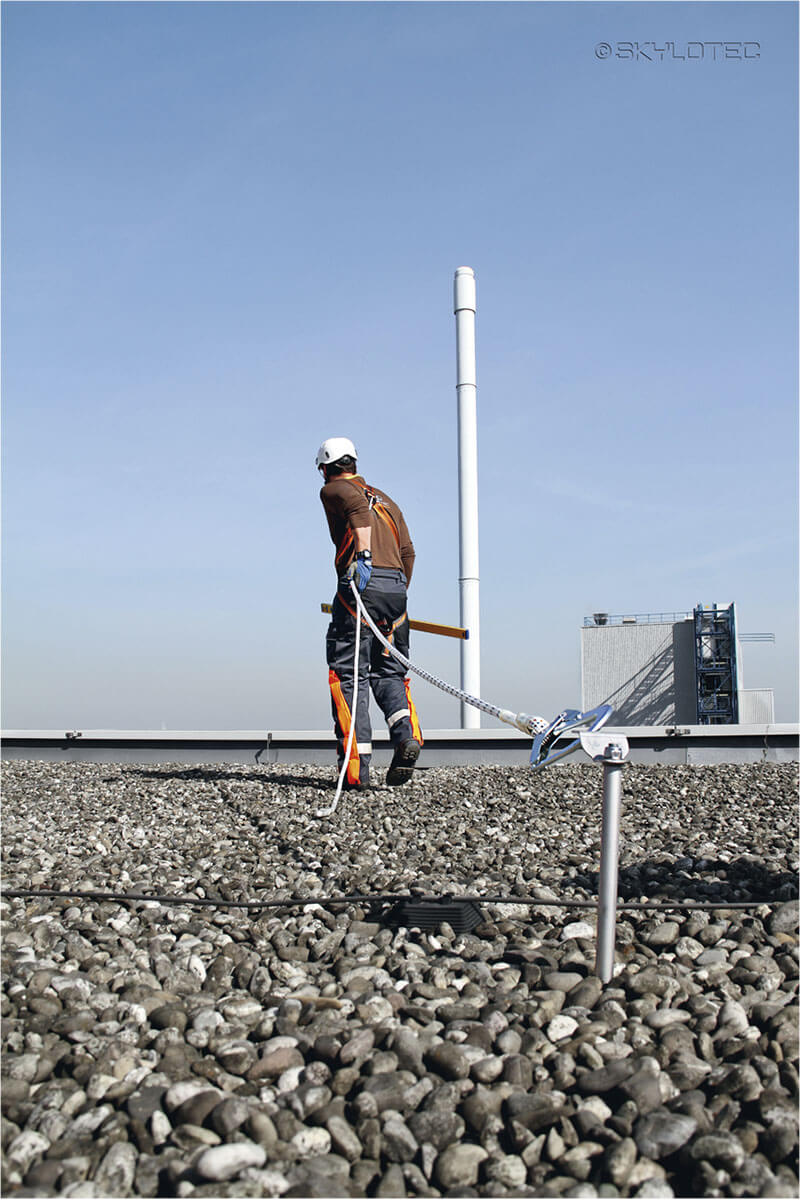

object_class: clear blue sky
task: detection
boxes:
[3,1,797,731]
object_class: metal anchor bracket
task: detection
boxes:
[530,704,613,770]
[578,731,630,763]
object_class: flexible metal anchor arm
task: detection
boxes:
[530,705,614,770]
[350,585,549,735]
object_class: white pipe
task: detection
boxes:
[454,266,481,729]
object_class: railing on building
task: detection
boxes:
[584,612,693,627]
[584,613,774,643]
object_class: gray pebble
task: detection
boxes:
[434,1143,488,1189]
[424,1042,471,1080]
[634,1110,698,1159]
[2,760,796,1200]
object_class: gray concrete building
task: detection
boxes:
[581,604,775,726]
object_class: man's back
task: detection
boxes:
[320,474,415,580]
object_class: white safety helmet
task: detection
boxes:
[315,436,357,471]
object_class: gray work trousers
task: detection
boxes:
[326,568,422,786]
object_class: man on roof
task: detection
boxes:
[317,436,422,793]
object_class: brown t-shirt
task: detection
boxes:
[320,475,415,583]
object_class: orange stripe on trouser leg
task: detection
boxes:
[404,678,423,745]
[329,669,361,785]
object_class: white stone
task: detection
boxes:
[151,1110,172,1146]
[718,999,749,1034]
[547,1015,579,1042]
[195,1142,267,1182]
[86,1073,117,1100]
[7,1053,41,1082]
[188,955,207,982]
[262,1035,300,1053]
[675,936,704,959]
[357,996,395,1021]
[277,1066,304,1093]
[122,1064,152,1088]
[7,1130,50,1173]
[164,1079,217,1113]
[578,1096,613,1123]
[50,973,92,999]
[291,1126,332,1157]
[562,921,595,940]
[460,1043,491,1064]
[117,1001,148,1025]
[68,1105,113,1137]
[240,1168,291,1195]
[486,1154,527,1187]
[60,1089,88,1118]
[192,1008,224,1032]
[492,904,531,920]
[94,1142,137,1196]
[37,1112,67,1143]
[222,998,262,1021]
[628,1160,667,1186]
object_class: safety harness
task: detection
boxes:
[335,477,402,573]
[334,477,408,650]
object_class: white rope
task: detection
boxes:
[313,584,612,813]
[316,582,552,816]
[350,583,548,736]
[315,600,361,818]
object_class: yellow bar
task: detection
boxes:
[320,603,468,640]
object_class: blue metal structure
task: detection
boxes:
[694,603,739,724]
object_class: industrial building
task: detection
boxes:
[581,602,775,726]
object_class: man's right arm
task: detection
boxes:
[322,479,372,555]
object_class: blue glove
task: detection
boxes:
[345,551,373,593]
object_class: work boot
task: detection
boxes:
[386,738,420,786]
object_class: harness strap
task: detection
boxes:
[336,589,369,626]
[336,528,354,567]
[339,478,401,563]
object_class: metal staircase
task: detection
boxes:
[694,603,738,724]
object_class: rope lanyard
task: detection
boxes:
[350,583,550,737]
[316,583,613,817]
[316,600,361,818]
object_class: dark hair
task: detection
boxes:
[326,455,357,476]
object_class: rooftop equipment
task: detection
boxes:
[694,602,739,725]
[581,605,774,725]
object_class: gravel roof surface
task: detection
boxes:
[1,759,798,1198]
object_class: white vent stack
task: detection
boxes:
[454,266,481,728]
